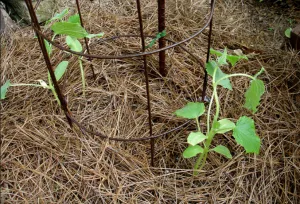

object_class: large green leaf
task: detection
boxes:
[213,119,235,134]
[187,132,207,146]
[174,102,205,119]
[68,14,80,24]
[66,36,82,52]
[51,22,88,39]
[233,116,261,154]
[0,80,11,99]
[183,145,204,158]
[212,145,232,159]
[54,61,69,81]
[244,79,265,113]
[206,61,232,90]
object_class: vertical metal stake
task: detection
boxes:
[24,0,73,127]
[158,0,166,77]
[136,0,155,166]
[75,0,97,80]
[201,0,214,102]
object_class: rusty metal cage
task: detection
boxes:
[24,0,215,166]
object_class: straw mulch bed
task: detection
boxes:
[1,0,299,203]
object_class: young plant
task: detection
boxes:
[174,48,265,175]
[1,9,104,105]
[1,61,69,106]
[45,8,104,96]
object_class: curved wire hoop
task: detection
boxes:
[24,0,215,166]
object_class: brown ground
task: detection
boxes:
[1,0,299,203]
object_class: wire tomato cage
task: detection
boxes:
[24,0,215,166]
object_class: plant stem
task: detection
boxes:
[195,118,201,132]
[213,85,220,119]
[194,64,220,175]
[79,57,86,97]
[50,86,61,106]
[10,84,45,88]
[206,91,214,131]
[193,130,215,175]
[215,73,255,85]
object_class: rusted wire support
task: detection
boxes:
[34,0,42,11]
[158,0,166,77]
[75,0,96,80]
[31,0,215,60]
[202,0,214,102]
[25,0,73,127]
[25,0,216,166]
[136,0,155,166]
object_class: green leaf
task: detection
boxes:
[86,32,105,39]
[51,22,88,39]
[244,79,265,113]
[206,61,232,90]
[183,145,204,158]
[233,116,261,154]
[212,145,232,159]
[54,61,69,81]
[49,8,69,22]
[44,39,52,56]
[0,80,11,99]
[146,30,167,49]
[213,119,235,134]
[68,14,80,24]
[66,36,82,52]
[210,48,222,57]
[187,132,207,146]
[210,48,248,67]
[174,102,205,119]
[217,48,228,66]
[226,55,248,67]
[285,28,292,38]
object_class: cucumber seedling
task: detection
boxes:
[174,48,265,175]
[1,8,104,104]
[46,8,104,96]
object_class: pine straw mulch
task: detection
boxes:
[1,0,299,203]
